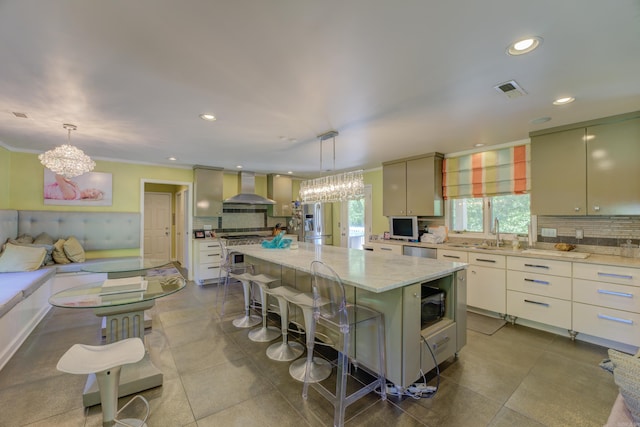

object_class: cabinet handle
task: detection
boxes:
[524,278,550,285]
[597,289,633,298]
[443,255,461,259]
[597,314,633,325]
[207,254,216,257]
[597,272,633,280]
[380,247,392,251]
[207,266,216,270]
[524,299,549,307]
[206,245,217,248]
[524,263,550,269]
[476,258,496,263]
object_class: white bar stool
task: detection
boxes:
[284,292,332,383]
[57,337,150,427]
[229,272,261,328]
[248,274,281,342]
[265,285,305,361]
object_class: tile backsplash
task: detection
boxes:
[537,215,640,255]
[193,204,288,235]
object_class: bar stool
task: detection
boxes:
[302,260,387,427]
[284,291,332,383]
[57,337,150,427]
[229,272,261,328]
[247,273,281,342]
[217,237,253,316]
[265,285,305,361]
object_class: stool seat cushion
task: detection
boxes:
[229,272,256,282]
[57,338,145,374]
[265,285,300,299]
[250,274,278,284]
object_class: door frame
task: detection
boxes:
[140,179,193,280]
[175,188,189,267]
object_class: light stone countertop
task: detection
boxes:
[229,242,466,294]
[365,239,640,269]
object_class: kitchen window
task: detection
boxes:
[449,194,530,237]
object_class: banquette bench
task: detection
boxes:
[0,209,141,370]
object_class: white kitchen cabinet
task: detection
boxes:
[531,112,640,216]
[437,249,468,263]
[194,240,222,285]
[382,153,443,216]
[368,241,403,255]
[506,256,572,329]
[467,252,506,314]
[573,262,640,346]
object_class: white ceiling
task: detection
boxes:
[1,0,639,178]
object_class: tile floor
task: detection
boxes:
[0,275,621,427]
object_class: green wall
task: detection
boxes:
[0,146,9,208]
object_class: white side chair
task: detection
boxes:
[302,260,387,427]
[57,337,150,427]
[229,272,261,328]
[265,285,305,361]
[247,273,281,342]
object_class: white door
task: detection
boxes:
[175,189,187,266]
[340,185,372,249]
[144,192,171,261]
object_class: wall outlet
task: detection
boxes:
[576,229,584,239]
[541,228,557,237]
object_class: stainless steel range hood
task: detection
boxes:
[224,171,276,205]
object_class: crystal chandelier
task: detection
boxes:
[299,130,365,204]
[39,124,95,178]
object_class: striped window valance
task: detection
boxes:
[443,144,530,199]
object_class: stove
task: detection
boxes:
[223,234,266,246]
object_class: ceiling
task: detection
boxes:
[1,0,639,178]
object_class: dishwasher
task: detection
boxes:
[402,246,437,259]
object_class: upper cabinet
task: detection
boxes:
[267,174,292,217]
[531,112,640,216]
[193,166,224,217]
[383,153,443,216]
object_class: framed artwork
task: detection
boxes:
[44,170,113,206]
[193,230,205,239]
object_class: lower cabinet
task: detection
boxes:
[572,262,640,347]
[194,240,222,285]
[506,256,572,329]
[467,252,506,314]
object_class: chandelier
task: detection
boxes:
[39,124,95,178]
[299,130,364,204]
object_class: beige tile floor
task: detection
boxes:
[0,275,620,427]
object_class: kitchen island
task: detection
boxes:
[230,242,467,389]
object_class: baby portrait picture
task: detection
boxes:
[43,170,113,206]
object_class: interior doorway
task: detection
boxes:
[144,192,172,260]
[340,185,372,249]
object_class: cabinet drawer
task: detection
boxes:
[573,262,640,286]
[437,250,468,263]
[468,252,506,268]
[198,241,222,251]
[573,278,640,313]
[420,322,456,373]
[573,302,640,347]
[373,243,403,255]
[199,250,221,265]
[506,270,571,300]
[507,291,571,329]
[507,256,571,277]
[198,264,220,280]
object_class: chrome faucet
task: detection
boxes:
[494,218,502,247]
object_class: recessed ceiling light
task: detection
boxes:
[474,143,485,148]
[167,157,177,161]
[553,96,575,105]
[530,116,552,124]
[236,165,243,169]
[287,171,293,174]
[506,36,542,56]
[199,114,216,121]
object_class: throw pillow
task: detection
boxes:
[608,349,640,424]
[52,239,71,264]
[33,232,54,245]
[3,242,54,266]
[63,236,86,263]
[0,243,46,272]
[14,234,34,244]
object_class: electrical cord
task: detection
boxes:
[375,335,440,399]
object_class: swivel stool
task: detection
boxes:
[247,273,281,342]
[265,285,305,361]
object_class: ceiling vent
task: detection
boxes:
[12,112,28,118]
[494,80,527,99]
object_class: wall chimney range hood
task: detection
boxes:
[224,171,276,205]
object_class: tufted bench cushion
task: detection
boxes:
[0,268,56,318]
[52,257,140,274]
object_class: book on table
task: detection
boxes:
[100,276,148,295]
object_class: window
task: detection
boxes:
[449,194,530,236]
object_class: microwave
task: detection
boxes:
[421,285,446,329]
